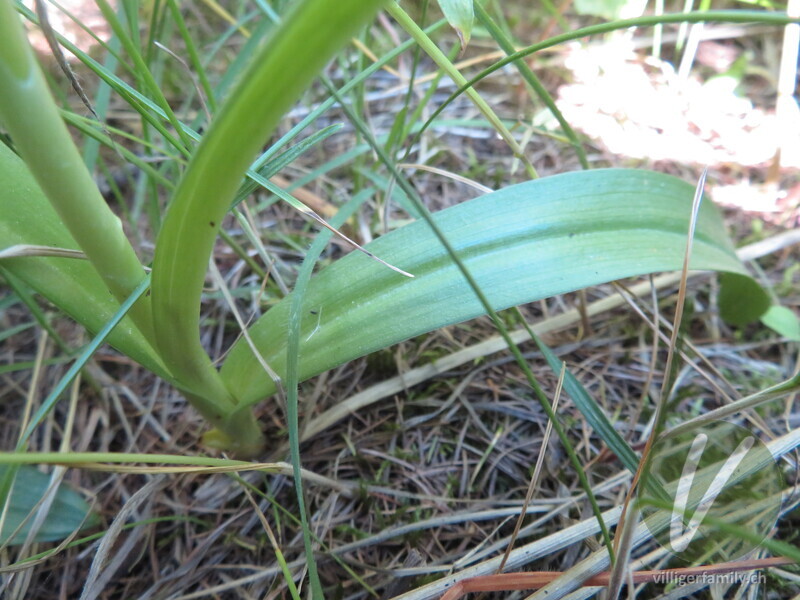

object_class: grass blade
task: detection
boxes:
[413,11,800,151]
[284,189,376,600]
[387,2,539,179]
[527,329,640,474]
[474,3,589,169]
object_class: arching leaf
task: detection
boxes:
[220,169,769,405]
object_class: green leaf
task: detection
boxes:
[0,143,171,381]
[220,169,766,405]
[437,0,474,49]
[761,305,800,341]
[0,3,154,342]
[718,271,771,325]
[1,466,97,545]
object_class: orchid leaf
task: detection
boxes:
[220,169,769,405]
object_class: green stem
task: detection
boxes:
[0,1,156,346]
[0,452,253,467]
[150,0,385,456]
[199,399,266,457]
[666,371,800,438]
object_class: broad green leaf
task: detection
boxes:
[220,169,768,405]
[718,271,772,325]
[761,305,800,341]
[0,143,171,381]
[437,0,474,50]
[1,466,97,545]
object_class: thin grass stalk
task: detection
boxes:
[94,0,194,151]
[640,496,800,563]
[0,270,71,354]
[653,0,665,58]
[0,1,156,345]
[607,171,707,598]
[166,0,217,114]
[538,0,570,32]
[60,113,175,185]
[78,29,119,171]
[385,2,539,179]
[229,474,379,597]
[283,192,373,600]
[33,0,98,128]
[666,372,800,437]
[17,277,153,447]
[0,274,151,559]
[498,361,566,572]
[326,81,617,561]
[404,49,454,140]
[13,3,192,158]
[398,0,428,145]
[474,3,589,169]
[242,488,301,600]
[234,18,447,176]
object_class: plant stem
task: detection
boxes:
[149,0,385,458]
[0,0,156,346]
[198,399,266,457]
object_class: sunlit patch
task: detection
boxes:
[556,37,800,170]
[23,0,113,60]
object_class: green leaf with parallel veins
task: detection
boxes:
[0,143,170,381]
[1,466,97,545]
[220,169,768,405]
